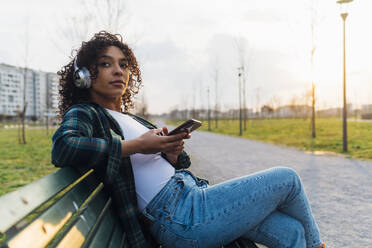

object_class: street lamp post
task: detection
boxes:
[238,67,243,136]
[337,0,353,152]
[207,86,211,131]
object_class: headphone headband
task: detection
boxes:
[73,57,79,72]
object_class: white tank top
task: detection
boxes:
[106,109,175,212]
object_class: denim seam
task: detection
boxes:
[212,181,283,221]
[203,192,256,225]
[146,177,177,214]
[169,189,205,227]
[147,173,186,216]
[168,179,187,216]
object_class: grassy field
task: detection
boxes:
[1,117,371,197]
[0,128,57,196]
[169,118,372,160]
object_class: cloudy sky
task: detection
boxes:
[0,0,371,114]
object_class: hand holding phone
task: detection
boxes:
[167,119,202,136]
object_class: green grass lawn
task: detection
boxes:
[1,118,371,197]
[0,128,57,196]
[169,118,372,160]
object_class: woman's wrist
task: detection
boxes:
[164,152,179,165]
[121,138,142,157]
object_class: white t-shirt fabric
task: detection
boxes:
[105,109,175,212]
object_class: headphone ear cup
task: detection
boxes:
[73,67,91,88]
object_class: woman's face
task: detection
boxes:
[89,46,130,103]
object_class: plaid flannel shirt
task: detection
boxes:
[51,102,191,248]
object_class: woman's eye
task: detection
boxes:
[100,62,110,67]
[120,63,128,69]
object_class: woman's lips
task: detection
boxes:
[110,80,125,87]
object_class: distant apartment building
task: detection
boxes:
[0,63,59,121]
[0,64,22,117]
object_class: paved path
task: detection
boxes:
[180,129,372,248]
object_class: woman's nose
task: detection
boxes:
[113,63,124,75]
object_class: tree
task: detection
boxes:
[285,0,323,136]
[289,95,299,118]
[18,23,31,144]
[261,105,274,118]
[199,80,204,111]
[270,95,282,118]
[134,91,149,120]
[54,0,132,55]
[191,81,197,119]
[87,0,130,32]
[255,87,261,119]
[235,38,246,132]
[235,37,254,130]
[19,68,28,144]
[210,57,220,128]
[309,0,320,138]
[311,83,316,137]
[207,87,211,131]
[300,88,313,119]
[180,93,189,120]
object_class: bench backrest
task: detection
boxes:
[0,167,265,248]
[0,167,129,248]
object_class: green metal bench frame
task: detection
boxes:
[0,167,264,248]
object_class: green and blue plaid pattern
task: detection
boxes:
[52,102,191,248]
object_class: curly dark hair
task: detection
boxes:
[57,31,142,116]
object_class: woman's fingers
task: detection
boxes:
[162,140,184,152]
[165,132,186,141]
[138,129,189,154]
[153,128,163,135]
[159,132,187,153]
[163,146,184,154]
[162,126,169,135]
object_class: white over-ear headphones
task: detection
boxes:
[73,56,91,88]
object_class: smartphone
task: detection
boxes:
[168,119,202,136]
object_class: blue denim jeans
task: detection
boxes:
[142,167,322,248]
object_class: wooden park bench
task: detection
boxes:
[0,167,265,248]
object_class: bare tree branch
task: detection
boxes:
[52,0,132,57]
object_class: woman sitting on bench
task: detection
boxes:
[52,31,325,248]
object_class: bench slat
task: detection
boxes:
[88,205,115,248]
[55,185,108,248]
[107,222,126,248]
[82,198,112,248]
[0,166,268,248]
[5,173,100,248]
[0,167,82,234]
